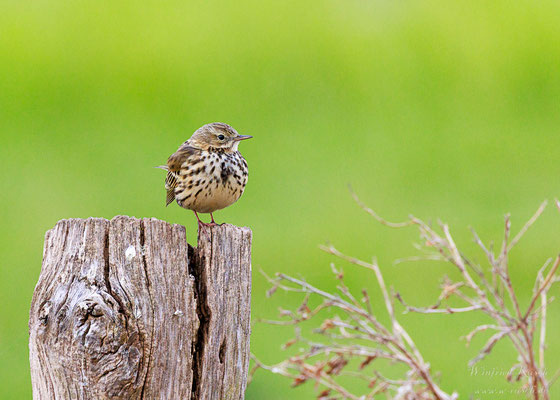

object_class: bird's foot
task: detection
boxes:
[194,211,220,228]
[198,221,219,228]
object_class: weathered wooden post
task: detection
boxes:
[29,216,252,399]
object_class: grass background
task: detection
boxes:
[1,1,559,398]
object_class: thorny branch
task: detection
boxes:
[252,193,560,400]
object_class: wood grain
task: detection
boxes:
[29,217,252,400]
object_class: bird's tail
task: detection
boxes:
[166,190,175,207]
[155,165,175,206]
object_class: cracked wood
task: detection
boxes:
[29,216,252,400]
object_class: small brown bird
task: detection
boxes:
[158,122,252,226]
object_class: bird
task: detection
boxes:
[157,122,252,226]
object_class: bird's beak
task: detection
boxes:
[234,135,253,141]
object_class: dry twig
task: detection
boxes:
[252,193,559,400]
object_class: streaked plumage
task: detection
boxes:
[158,122,251,225]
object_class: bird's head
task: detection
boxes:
[188,122,252,151]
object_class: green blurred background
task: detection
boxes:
[1,0,559,398]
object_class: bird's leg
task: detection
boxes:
[193,211,204,227]
[193,211,217,228]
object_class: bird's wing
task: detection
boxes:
[164,144,200,206]
[167,144,199,172]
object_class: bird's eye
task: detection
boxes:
[218,134,225,140]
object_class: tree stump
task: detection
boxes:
[29,216,252,400]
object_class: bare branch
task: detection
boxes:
[508,201,548,252]
[524,255,560,321]
[462,325,503,347]
[257,194,554,400]
[539,273,547,372]
[468,330,511,367]
[349,187,412,228]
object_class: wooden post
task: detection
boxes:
[29,216,252,400]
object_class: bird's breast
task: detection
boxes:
[175,150,248,213]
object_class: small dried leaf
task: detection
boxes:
[282,338,297,350]
[320,319,334,331]
[291,375,308,387]
[359,355,377,370]
[317,389,331,399]
[289,355,303,364]
[326,356,348,375]
[266,284,278,297]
